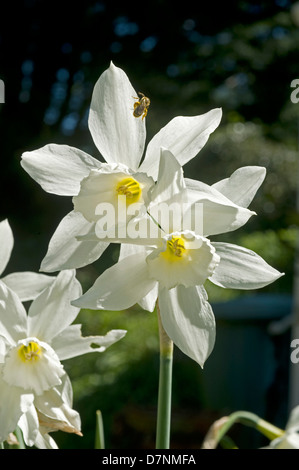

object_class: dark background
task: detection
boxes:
[0,0,298,449]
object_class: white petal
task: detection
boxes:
[0,373,34,442]
[150,148,186,205]
[212,166,266,208]
[51,324,127,360]
[140,108,222,180]
[73,168,122,223]
[3,338,65,395]
[138,284,159,312]
[209,242,284,290]
[0,336,6,362]
[73,166,154,224]
[119,244,158,312]
[21,144,102,196]
[158,285,216,367]
[28,270,81,342]
[0,280,28,345]
[0,219,13,276]
[148,148,188,233]
[270,433,299,449]
[72,253,156,310]
[32,431,59,449]
[286,405,299,433]
[18,404,39,447]
[40,211,109,272]
[184,179,255,236]
[88,61,146,170]
[2,272,55,302]
[34,375,81,435]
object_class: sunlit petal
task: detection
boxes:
[140,108,222,179]
[73,165,154,224]
[209,242,284,289]
[158,284,216,367]
[72,253,156,310]
[34,375,81,435]
[21,144,102,196]
[212,166,266,208]
[2,272,55,302]
[40,211,109,272]
[184,179,255,236]
[0,280,28,345]
[0,372,34,442]
[51,324,127,360]
[28,270,82,342]
[88,61,146,170]
[119,244,158,312]
[18,404,39,447]
[0,219,13,276]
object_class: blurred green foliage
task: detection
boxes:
[1,0,298,449]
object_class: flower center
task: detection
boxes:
[116,177,141,204]
[162,236,187,262]
[18,341,42,363]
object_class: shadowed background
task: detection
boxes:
[0,0,298,448]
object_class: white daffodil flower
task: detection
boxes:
[0,270,126,446]
[71,150,283,367]
[0,219,55,301]
[20,61,222,273]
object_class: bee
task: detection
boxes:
[133,92,150,120]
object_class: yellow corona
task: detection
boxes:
[18,341,42,363]
[116,177,142,204]
[162,236,187,262]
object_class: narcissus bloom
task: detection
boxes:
[0,270,126,447]
[20,62,222,273]
[72,150,283,366]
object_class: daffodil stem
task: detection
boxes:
[213,411,285,448]
[95,410,105,449]
[156,301,173,449]
[15,426,26,449]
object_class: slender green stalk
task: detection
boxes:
[14,427,26,449]
[213,411,285,448]
[155,301,173,449]
[95,410,105,449]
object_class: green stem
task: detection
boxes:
[95,410,105,449]
[214,411,285,448]
[14,427,26,449]
[155,301,173,449]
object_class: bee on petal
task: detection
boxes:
[133,92,150,120]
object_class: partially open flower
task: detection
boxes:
[0,270,126,447]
